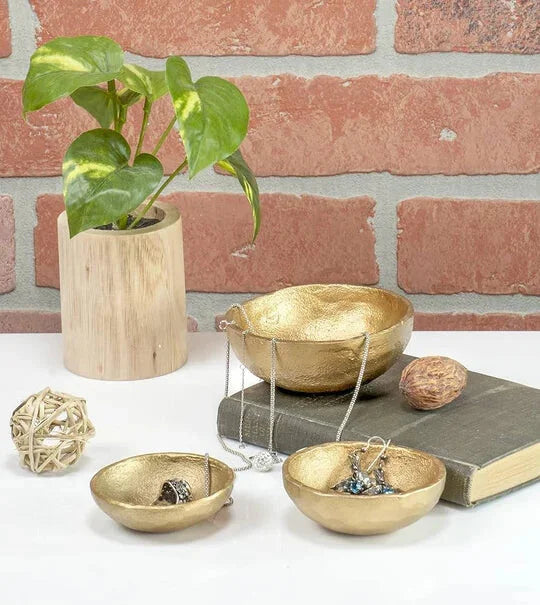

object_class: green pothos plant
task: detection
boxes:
[22,35,260,239]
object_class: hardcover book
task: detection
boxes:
[217,355,540,506]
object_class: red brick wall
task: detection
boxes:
[0,1,538,331]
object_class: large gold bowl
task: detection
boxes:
[225,285,413,392]
[283,442,446,535]
[90,453,234,533]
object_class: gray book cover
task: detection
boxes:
[217,355,540,506]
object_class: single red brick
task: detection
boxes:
[0,0,10,57]
[234,73,539,175]
[0,310,61,333]
[398,198,540,294]
[34,193,378,292]
[0,79,181,177]
[0,194,15,293]
[395,0,540,54]
[30,0,376,56]
[165,191,377,292]
[414,313,540,331]
[34,194,63,288]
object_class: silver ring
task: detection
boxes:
[154,478,192,505]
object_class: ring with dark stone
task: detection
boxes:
[154,478,192,505]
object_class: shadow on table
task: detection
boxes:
[282,501,455,547]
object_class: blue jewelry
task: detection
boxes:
[332,437,400,496]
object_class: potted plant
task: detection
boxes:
[22,35,260,380]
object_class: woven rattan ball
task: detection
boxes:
[10,387,95,473]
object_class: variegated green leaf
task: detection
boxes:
[63,129,163,237]
[118,64,168,102]
[71,86,115,128]
[23,36,124,114]
[217,150,260,241]
[166,56,249,178]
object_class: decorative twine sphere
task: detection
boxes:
[10,387,95,473]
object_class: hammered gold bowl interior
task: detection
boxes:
[225,285,413,392]
[90,453,234,533]
[283,442,446,535]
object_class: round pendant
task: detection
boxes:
[251,451,274,472]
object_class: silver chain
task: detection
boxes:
[219,334,253,472]
[218,306,280,471]
[238,331,247,447]
[216,433,253,472]
[231,303,255,331]
[204,452,210,497]
[204,451,233,506]
[268,337,277,455]
[224,336,231,398]
[220,306,371,468]
[335,332,371,441]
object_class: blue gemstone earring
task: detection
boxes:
[332,437,400,496]
[332,449,374,494]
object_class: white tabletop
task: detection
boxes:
[1,331,538,605]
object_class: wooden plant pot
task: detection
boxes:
[57,202,187,380]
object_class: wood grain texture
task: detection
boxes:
[58,202,187,380]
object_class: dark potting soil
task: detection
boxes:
[96,215,161,231]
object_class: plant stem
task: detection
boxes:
[107,80,119,131]
[135,98,152,156]
[128,159,187,230]
[116,215,128,230]
[152,115,176,155]
[117,104,127,133]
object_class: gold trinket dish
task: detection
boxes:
[90,453,234,533]
[283,442,446,535]
[225,285,413,392]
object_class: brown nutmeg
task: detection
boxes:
[400,356,467,410]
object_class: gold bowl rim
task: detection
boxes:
[225,285,414,345]
[90,452,235,511]
[283,441,446,500]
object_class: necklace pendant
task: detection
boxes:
[251,451,274,472]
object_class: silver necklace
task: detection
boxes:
[218,304,371,472]
[218,305,280,472]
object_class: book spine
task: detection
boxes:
[217,397,475,507]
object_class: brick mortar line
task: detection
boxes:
[1,0,539,79]
[2,173,539,197]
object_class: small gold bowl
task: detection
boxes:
[283,442,446,535]
[225,284,413,392]
[90,453,234,533]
